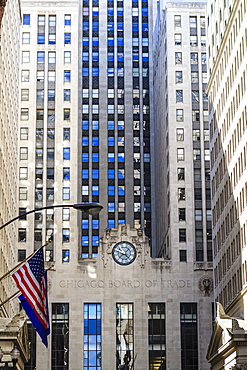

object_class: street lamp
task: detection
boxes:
[0,345,20,369]
[0,202,103,230]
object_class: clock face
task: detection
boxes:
[112,241,136,266]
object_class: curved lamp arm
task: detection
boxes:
[0,203,103,231]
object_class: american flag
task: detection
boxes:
[12,247,50,346]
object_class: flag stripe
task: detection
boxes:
[13,265,48,328]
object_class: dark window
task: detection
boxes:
[52,304,69,370]
[179,208,186,221]
[18,228,26,242]
[179,250,187,262]
[148,303,166,369]
[179,229,186,242]
[18,249,26,261]
[180,303,198,369]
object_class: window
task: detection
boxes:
[190,35,197,46]
[63,167,70,180]
[194,168,201,181]
[176,90,183,102]
[179,208,186,221]
[20,147,28,160]
[47,148,54,160]
[37,90,44,101]
[64,89,71,101]
[37,51,44,63]
[175,33,182,45]
[36,109,44,121]
[63,187,70,200]
[177,128,184,141]
[64,51,71,63]
[63,128,70,141]
[178,188,185,200]
[48,110,55,121]
[195,230,203,261]
[64,109,70,121]
[38,33,45,44]
[22,32,30,44]
[192,129,200,141]
[35,168,43,180]
[204,149,210,161]
[48,90,55,101]
[64,70,71,82]
[63,208,70,221]
[192,110,200,121]
[175,52,182,64]
[83,304,102,368]
[64,32,71,44]
[116,303,134,369]
[192,91,199,102]
[204,129,209,141]
[63,148,70,160]
[23,14,30,25]
[180,303,198,369]
[180,250,187,262]
[20,108,29,121]
[19,167,28,180]
[49,15,56,27]
[148,303,166,369]
[37,71,44,82]
[18,249,26,261]
[178,168,185,181]
[177,148,184,161]
[48,71,55,82]
[38,15,45,26]
[19,187,27,200]
[62,250,70,262]
[179,229,186,242]
[47,168,54,180]
[22,51,30,63]
[18,228,26,242]
[174,15,181,27]
[20,127,28,140]
[63,229,70,242]
[195,209,202,221]
[193,149,201,161]
[191,72,198,83]
[191,53,198,64]
[175,71,183,83]
[47,188,54,201]
[35,188,43,201]
[64,14,71,26]
[21,70,29,82]
[48,52,55,64]
[176,109,184,121]
[52,304,69,369]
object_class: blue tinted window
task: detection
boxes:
[83,37,89,46]
[108,169,114,179]
[37,52,45,63]
[92,121,99,130]
[142,53,149,61]
[133,53,139,61]
[118,186,125,195]
[117,38,124,46]
[108,186,115,195]
[92,186,99,195]
[82,219,89,229]
[108,202,115,212]
[118,154,124,162]
[117,23,123,31]
[108,53,114,61]
[92,137,99,146]
[108,22,114,31]
[92,236,99,246]
[117,9,123,16]
[142,8,148,16]
[132,23,138,31]
[108,8,114,16]
[108,219,115,228]
[142,23,148,31]
[82,153,89,162]
[118,219,125,224]
[108,137,114,146]
[82,235,89,246]
[82,120,89,129]
[82,137,89,146]
[64,33,71,44]
[118,53,124,61]
[83,52,89,61]
[108,153,114,162]
[83,22,89,31]
[92,52,99,61]
[92,220,99,229]
[92,68,99,76]
[64,14,71,25]
[38,34,45,44]
[63,148,70,160]
[82,169,89,179]
[92,37,99,46]
[64,70,71,82]
[84,304,102,368]
[92,22,99,31]
[108,121,114,129]
[118,170,124,179]
[92,169,99,179]
[92,153,99,162]
[108,38,114,46]
[83,68,89,76]
[23,14,30,25]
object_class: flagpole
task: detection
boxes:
[0,241,50,283]
[0,290,20,308]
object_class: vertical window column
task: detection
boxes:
[84,303,102,369]
[116,303,134,369]
[52,303,69,370]
[148,303,166,369]
[180,303,198,370]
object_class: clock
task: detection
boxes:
[112,241,137,266]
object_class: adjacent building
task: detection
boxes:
[206,0,247,367]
